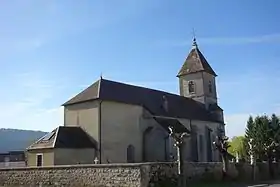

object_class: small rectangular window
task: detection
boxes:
[36,154,43,166]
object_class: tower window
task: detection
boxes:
[188,81,195,94]
[208,81,212,93]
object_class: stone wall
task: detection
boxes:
[0,163,143,187]
[0,162,280,186]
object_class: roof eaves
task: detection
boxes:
[27,146,54,151]
[62,98,101,107]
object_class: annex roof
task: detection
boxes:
[27,126,97,150]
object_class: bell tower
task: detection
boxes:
[177,38,223,121]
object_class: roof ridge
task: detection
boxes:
[100,78,181,98]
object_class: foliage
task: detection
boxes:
[228,136,246,158]
[244,114,280,161]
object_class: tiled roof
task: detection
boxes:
[177,42,217,77]
[63,78,223,123]
[27,126,97,150]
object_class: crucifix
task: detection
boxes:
[191,28,197,48]
[94,157,99,164]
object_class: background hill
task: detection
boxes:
[0,128,47,153]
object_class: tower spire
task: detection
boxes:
[192,28,198,48]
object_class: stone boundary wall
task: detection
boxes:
[0,163,145,187]
[0,162,280,186]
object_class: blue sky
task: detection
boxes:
[0,0,279,138]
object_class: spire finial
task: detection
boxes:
[100,72,103,80]
[192,28,198,48]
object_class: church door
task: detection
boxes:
[127,144,135,163]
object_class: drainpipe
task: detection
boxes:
[99,100,103,164]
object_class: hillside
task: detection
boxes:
[0,128,47,153]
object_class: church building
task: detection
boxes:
[26,39,225,166]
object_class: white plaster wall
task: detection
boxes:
[64,101,100,142]
[100,101,143,163]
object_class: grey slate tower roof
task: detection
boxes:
[177,38,217,77]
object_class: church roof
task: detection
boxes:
[63,78,222,123]
[177,40,217,77]
[27,126,97,150]
[153,117,191,134]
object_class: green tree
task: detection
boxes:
[244,114,280,161]
[254,115,271,160]
[245,116,255,139]
[228,136,246,158]
[244,116,255,159]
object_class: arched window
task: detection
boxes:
[127,144,135,163]
[208,81,212,93]
[188,81,195,94]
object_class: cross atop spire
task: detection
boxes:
[192,28,198,49]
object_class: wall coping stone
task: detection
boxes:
[0,161,175,171]
[0,161,224,171]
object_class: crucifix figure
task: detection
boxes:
[94,157,99,164]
